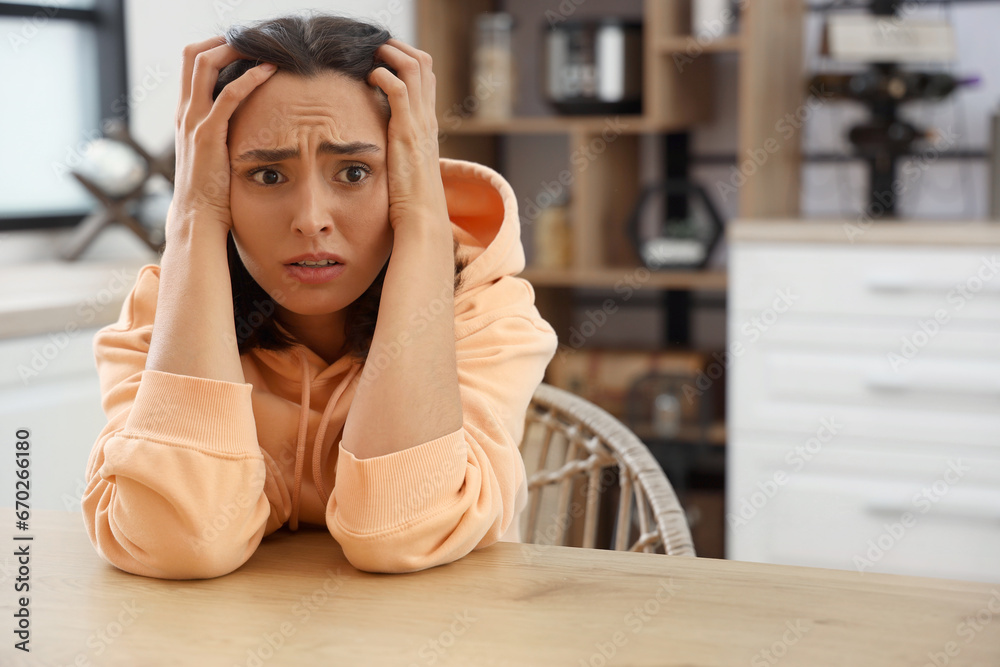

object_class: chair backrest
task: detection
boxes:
[519,383,695,556]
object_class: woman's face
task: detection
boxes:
[227,70,391,325]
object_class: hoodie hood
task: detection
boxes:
[439,157,526,291]
[245,157,531,529]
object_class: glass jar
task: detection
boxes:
[472,12,516,119]
[533,196,572,269]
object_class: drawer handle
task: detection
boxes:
[865,274,1000,294]
[867,501,1000,522]
[866,373,1000,397]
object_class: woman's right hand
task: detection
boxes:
[167,36,277,241]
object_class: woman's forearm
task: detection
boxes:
[145,223,246,385]
[342,219,463,459]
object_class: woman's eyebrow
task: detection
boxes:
[234,140,382,163]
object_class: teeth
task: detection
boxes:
[295,260,337,267]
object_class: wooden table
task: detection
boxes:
[3,510,998,666]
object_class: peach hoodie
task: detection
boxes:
[83,158,558,579]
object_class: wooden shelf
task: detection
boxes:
[440,115,695,136]
[521,267,727,291]
[658,34,743,55]
[633,421,727,447]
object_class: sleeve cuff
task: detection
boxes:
[123,369,258,457]
[333,428,468,533]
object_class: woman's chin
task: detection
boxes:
[275,300,350,318]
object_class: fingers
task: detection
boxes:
[178,35,226,117]
[187,42,249,121]
[371,39,436,126]
[204,63,277,127]
[370,64,411,126]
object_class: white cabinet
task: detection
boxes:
[727,227,1000,583]
[0,258,149,513]
[0,328,106,512]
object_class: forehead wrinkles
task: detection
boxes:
[232,111,348,155]
[283,103,342,119]
[278,118,344,143]
[272,105,342,135]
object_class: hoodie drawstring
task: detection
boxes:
[289,348,361,531]
[310,361,360,504]
[289,351,311,531]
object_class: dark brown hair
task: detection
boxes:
[208,12,467,360]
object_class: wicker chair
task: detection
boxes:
[519,383,695,556]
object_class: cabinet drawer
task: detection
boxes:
[727,437,1000,582]
[728,314,1000,357]
[728,324,1000,448]
[731,244,1000,322]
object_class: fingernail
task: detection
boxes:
[260,63,276,72]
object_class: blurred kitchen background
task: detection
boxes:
[2,0,999,582]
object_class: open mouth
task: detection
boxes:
[287,260,341,267]
[284,261,346,284]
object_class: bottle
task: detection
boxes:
[472,13,516,119]
[533,194,572,269]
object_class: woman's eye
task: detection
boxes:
[341,165,370,184]
[250,168,283,186]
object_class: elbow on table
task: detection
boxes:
[94,530,261,580]
[327,452,514,573]
[331,512,505,574]
[84,503,267,580]
[101,545,262,579]
[335,537,462,574]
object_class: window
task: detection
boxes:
[0,0,127,231]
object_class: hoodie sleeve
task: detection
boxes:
[326,275,558,573]
[82,264,272,579]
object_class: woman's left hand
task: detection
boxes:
[369,38,448,233]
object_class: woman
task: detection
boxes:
[82,13,557,579]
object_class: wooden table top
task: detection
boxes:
[3,510,998,666]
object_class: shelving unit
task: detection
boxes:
[417,0,803,283]
[416,1,804,366]
[417,0,804,556]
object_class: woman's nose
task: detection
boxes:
[290,179,334,236]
